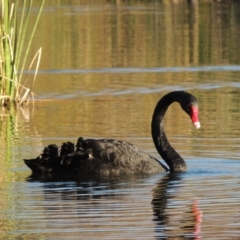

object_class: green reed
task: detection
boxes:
[0,0,44,107]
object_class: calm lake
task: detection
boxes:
[1,0,240,239]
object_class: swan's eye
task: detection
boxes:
[186,105,191,114]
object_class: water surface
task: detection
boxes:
[1,1,240,239]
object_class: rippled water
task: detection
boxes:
[1,1,240,239]
[5,160,240,239]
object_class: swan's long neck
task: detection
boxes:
[151,92,187,173]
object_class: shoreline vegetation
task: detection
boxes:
[0,0,44,108]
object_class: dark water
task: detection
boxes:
[1,1,240,239]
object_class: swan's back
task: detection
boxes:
[24,137,167,175]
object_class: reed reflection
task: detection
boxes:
[152,174,202,240]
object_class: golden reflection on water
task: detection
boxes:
[29,0,240,71]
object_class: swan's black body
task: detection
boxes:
[24,91,200,175]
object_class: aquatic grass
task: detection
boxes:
[0,0,44,107]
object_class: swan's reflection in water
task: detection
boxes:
[26,173,134,201]
[26,173,202,239]
[152,174,202,240]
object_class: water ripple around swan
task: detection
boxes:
[1,158,238,239]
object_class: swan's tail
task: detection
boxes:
[24,137,88,173]
[23,159,44,172]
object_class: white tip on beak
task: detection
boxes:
[194,122,201,129]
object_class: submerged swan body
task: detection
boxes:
[24,91,200,175]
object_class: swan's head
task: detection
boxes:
[180,94,200,129]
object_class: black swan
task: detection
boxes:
[24,91,200,175]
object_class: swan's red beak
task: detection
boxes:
[190,105,200,129]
